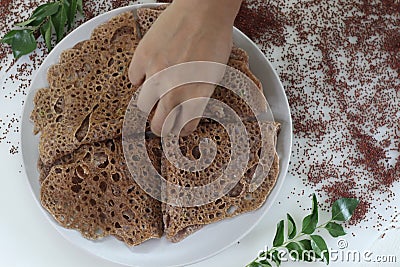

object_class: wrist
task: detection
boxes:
[171,0,243,25]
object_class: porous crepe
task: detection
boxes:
[34,11,164,246]
[40,138,163,246]
[33,6,280,246]
[31,11,138,134]
[161,122,280,242]
[31,12,140,166]
[136,5,168,36]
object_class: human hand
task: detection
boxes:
[129,0,243,136]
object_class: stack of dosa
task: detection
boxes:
[32,5,280,246]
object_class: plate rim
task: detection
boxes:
[20,3,293,267]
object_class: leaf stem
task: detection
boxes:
[248,220,333,265]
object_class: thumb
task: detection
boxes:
[150,94,177,137]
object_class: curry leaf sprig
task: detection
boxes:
[247,194,359,267]
[1,0,83,59]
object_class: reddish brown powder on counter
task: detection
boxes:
[83,0,134,20]
[382,29,400,74]
[82,1,97,19]
[157,0,287,46]
[291,1,398,226]
[349,201,371,225]
[0,0,16,63]
[110,0,132,10]
[321,181,370,225]
[234,0,286,46]
[307,157,337,185]
[230,0,398,226]
[0,0,13,27]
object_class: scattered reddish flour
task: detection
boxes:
[159,0,400,226]
[1,0,399,227]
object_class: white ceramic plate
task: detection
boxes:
[21,3,292,267]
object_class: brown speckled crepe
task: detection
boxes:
[33,6,279,246]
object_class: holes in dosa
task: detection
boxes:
[89,199,96,206]
[244,164,257,184]
[122,209,135,222]
[83,152,91,162]
[112,185,121,196]
[108,58,114,67]
[94,152,109,168]
[56,115,63,122]
[71,175,83,184]
[106,140,116,152]
[192,146,201,159]
[127,186,136,194]
[54,96,64,114]
[75,165,89,179]
[75,114,90,142]
[226,182,244,197]
[112,173,121,182]
[99,181,107,192]
[71,184,82,193]
[99,212,107,223]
